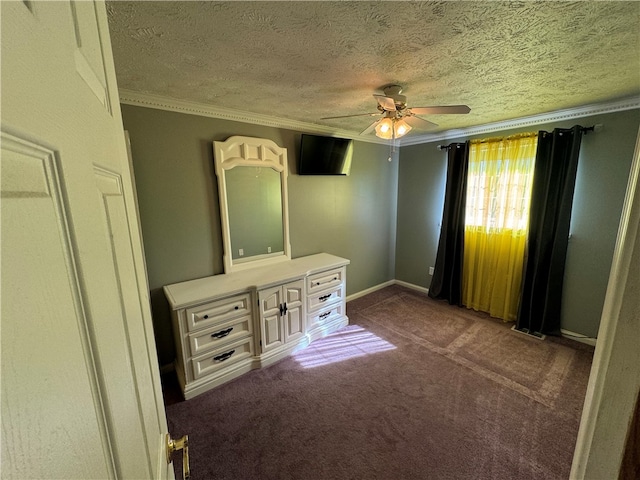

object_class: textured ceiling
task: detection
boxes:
[106,1,640,138]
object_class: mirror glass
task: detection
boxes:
[226,167,284,260]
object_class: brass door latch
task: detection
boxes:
[166,434,190,480]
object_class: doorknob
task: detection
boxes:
[166,433,190,480]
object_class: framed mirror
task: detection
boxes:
[213,136,291,273]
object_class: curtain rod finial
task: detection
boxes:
[582,124,602,135]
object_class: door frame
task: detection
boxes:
[570,127,640,478]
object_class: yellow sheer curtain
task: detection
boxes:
[463,133,538,320]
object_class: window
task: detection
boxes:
[465,135,537,232]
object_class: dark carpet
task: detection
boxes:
[165,285,594,479]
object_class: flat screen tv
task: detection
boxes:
[298,134,353,175]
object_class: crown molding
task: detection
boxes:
[118,89,389,145]
[119,89,639,147]
[400,96,640,146]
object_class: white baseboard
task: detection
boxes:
[346,279,429,302]
[346,280,395,302]
[561,329,597,347]
[393,279,430,295]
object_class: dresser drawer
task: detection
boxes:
[185,293,251,332]
[307,267,344,295]
[191,337,254,380]
[308,303,344,331]
[188,314,253,357]
[307,284,344,313]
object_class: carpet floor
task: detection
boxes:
[165,285,594,480]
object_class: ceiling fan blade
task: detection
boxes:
[373,94,396,111]
[360,120,379,136]
[405,115,438,130]
[409,105,471,115]
[321,112,380,120]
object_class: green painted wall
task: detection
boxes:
[123,103,638,363]
[395,143,447,288]
[121,105,398,366]
[395,109,640,338]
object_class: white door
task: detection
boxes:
[1,2,174,479]
[283,280,305,343]
[259,286,285,352]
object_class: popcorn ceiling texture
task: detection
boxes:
[106,1,640,135]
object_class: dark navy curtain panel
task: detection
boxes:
[429,142,469,306]
[517,126,584,335]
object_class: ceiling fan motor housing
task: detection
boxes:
[382,84,407,109]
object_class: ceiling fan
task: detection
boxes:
[322,85,470,139]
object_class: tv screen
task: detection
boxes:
[298,134,353,175]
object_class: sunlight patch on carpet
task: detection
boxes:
[293,325,396,368]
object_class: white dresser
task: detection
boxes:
[164,253,349,399]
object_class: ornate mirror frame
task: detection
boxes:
[213,136,291,273]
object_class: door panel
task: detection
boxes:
[259,286,284,351]
[1,2,170,478]
[69,0,111,110]
[284,280,305,342]
[1,134,111,479]
[95,166,160,477]
[285,306,305,342]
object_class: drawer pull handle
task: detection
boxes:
[211,327,233,339]
[319,311,331,320]
[319,294,332,302]
[203,314,209,319]
[213,350,235,362]
[234,306,239,310]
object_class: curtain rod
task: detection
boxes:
[436,124,603,150]
[437,143,463,151]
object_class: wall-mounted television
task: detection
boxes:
[298,134,353,176]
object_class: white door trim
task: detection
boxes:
[570,127,640,478]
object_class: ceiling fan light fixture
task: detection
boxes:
[375,117,394,139]
[395,119,412,137]
[375,117,412,139]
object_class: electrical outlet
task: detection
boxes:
[239,248,244,257]
[267,246,272,253]
[429,266,434,276]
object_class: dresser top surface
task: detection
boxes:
[164,253,349,310]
